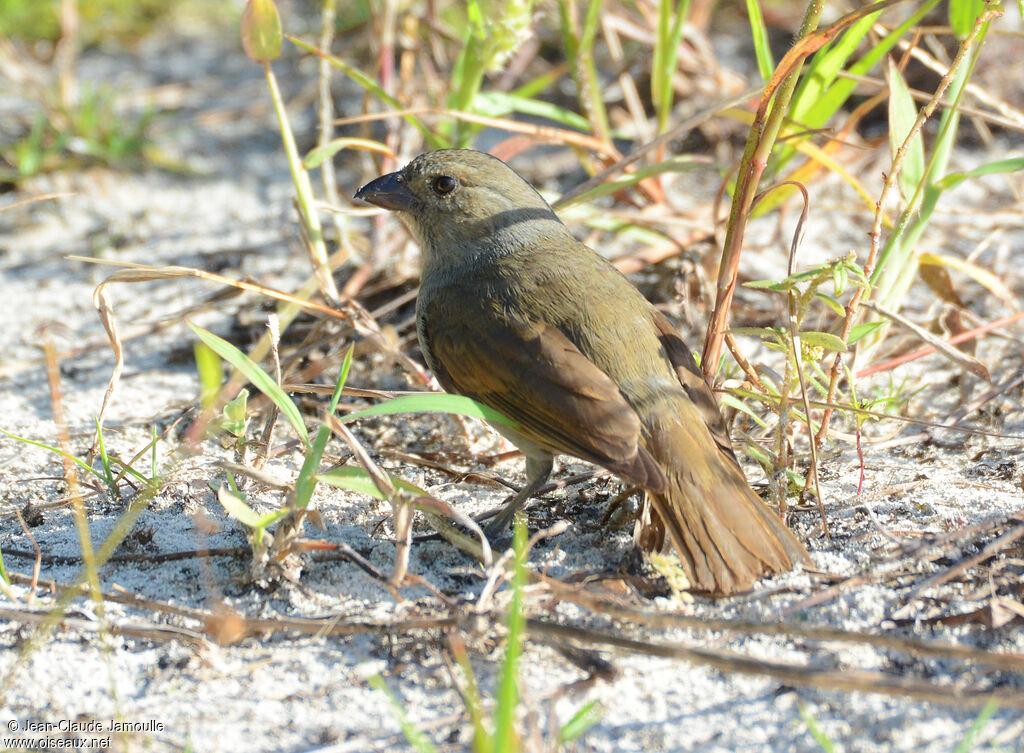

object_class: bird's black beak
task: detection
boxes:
[353,171,415,211]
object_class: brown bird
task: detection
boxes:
[355,149,809,595]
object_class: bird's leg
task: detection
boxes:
[484,453,554,536]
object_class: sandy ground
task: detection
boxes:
[2,25,1024,753]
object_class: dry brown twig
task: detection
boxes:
[891,517,1024,620]
[856,309,1024,378]
[0,606,210,652]
[860,300,991,381]
[71,254,430,458]
[524,617,1024,709]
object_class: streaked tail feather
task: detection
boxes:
[637,423,810,595]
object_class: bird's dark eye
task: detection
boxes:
[432,175,458,196]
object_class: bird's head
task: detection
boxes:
[354,149,565,267]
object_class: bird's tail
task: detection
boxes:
[635,422,810,596]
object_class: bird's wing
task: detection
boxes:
[650,310,739,464]
[425,311,665,489]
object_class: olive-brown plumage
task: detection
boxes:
[355,149,810,595]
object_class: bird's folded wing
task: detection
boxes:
[428,314,654,478]
[650,310,739,465]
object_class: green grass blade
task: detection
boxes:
[472,91,591,132]
[927,47,980,189]
[187,321,309,446]
[799,703,835,752]
[559,700,603,744]
[870,33,983,311]
[556,153,702,208]
[494,516,527,753]
[745,0,774,82]
[720,393,769,428]
[786,0,940,168]
[449,0,487,118]
[938,157,1024,190]
[511,65,566,100]
[367,674,439,753]
[342,393,518,429]
[652,0,691,131]
[0,428,107,483]
[578,0,610,141]
[94,418,119,499]
[559,0,610,142]
[110,456,158,489]
[949,0,986,39]
[449,641,489,750]
[317,466,429,500]
[0,540,9,585]
[194,340,222,410]
[151,425,158,482]
[791,11,876,127]
[952,697,999,753]
[294,346,354,510]
[287,35,445,149]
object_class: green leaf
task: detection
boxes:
[847,320,885,345]
[303,137,393,169]
[221,388,249,438]
[342,393,518,429]
[720,394,768,428]
[799,331,848,352]
[783,267,831,286]
[240,0,282,62]
[294,345,354,511]
[785,468,808,490]
[743,278,787,291]
[729,326,787,344]
[557,153,701,208]
[560,700,603,744]
[938,157,1024,191]
[217,486,263,528]
[843,258,870,285]
[948,0,985,39]
[188,322,309,446]
[832,261,847,297]
[472,91,591,132]
[318,466,429,500]
[194,341,223,410]
[815,292,845,317]
[887,56,925,205]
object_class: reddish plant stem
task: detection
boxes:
[856,309,1024,379]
